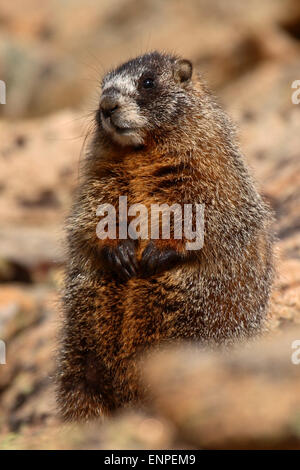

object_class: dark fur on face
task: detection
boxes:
[97,52,194,146]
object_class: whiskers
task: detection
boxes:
[77,114,98,182]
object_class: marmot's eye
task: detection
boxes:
[142,77,155,89]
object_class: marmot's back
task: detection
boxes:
[56,51,274,421]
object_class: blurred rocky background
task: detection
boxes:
[0,0,300,449]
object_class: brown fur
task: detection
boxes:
[56,52,274,421]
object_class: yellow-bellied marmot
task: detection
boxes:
[56,51,274,420]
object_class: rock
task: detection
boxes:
[0,286,57,436]
[0,110,83,271]
[0,0,299,117]
[0,110,81,227]
[0,258,32,284]
[83,412,175,450]
[142,328,300,449]
[0,286,42,340]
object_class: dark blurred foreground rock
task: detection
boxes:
[142,328,300,449]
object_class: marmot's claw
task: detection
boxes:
[140,241,182,277]
[100,240,138,281]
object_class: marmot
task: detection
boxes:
[56,51,274,420]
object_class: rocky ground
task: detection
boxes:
[0,0,300,449]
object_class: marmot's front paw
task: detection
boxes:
[140,241,183,277]
[99,239,138,281]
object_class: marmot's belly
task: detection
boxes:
[95,264,267,358]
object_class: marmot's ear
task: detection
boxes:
[174,59,193,84]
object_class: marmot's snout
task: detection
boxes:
[100,93,119,119]
[99,85,147,147]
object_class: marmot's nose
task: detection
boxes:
[100,94,119,119]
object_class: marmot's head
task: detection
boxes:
[96,51,194,147]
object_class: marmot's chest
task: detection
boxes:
[118,160,196,207]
